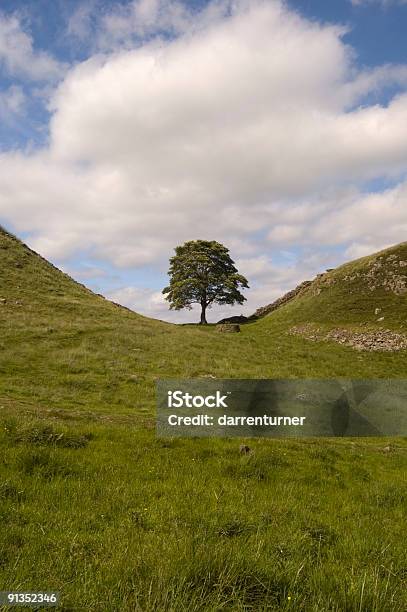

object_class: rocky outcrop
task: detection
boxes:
[343,254,407,295]
[216,323,241,333]
[217,315,248,324]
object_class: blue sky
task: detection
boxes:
[1,0,407,321]
[293,1,407,66]
[1,1,407,67]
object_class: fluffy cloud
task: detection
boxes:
[1,0,407,319]
[105,285,199,322]
[264,182,407,255]
[309,183,407,251]
[0,12,64,81]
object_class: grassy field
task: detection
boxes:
[0,227,407,610]
[1,403,406,611]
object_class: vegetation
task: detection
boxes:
[0,227,406,611]
[264,241,407,332]
[162,240,248,324]
[1,404,406,611]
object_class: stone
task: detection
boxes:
[290,324,407,352]
[217,315,248,324]
[217,323,240,333]
[239,444,251,455]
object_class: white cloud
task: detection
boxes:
[96,0,233,51]
[344,242,389,259]
[106,285,198,322]
[99,0,187,45]
[262,181,407,257]
[1,1,407,320]
[67,1,96,42]
[0,12,64,81]
[48,3,407,190]
[342,65,407,105]
[0,85,25,123]
[235,255,272,280]
[309,183,407,250]
[61,263,112,281]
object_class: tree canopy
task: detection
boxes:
[163,240,249,324]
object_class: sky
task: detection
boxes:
[1,0,407,323]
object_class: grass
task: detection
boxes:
[1,228,407,418]
[1,227,407,610]
[0,404,406,611]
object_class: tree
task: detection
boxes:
[163,240,249,324]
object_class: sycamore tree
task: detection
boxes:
[163,240,249,324]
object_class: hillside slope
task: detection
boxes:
[0,226,154,318]
[0,226,173,413]
[1,228,407,417]
[255,243,407,324]
[251,243,407,352]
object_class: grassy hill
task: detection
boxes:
[255,241,407,328]
[1,227,407,418]
[248,241,407,360]
[0,227,406,611]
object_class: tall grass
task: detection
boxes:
[0,409,406,611]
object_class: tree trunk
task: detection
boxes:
[200,302,207,324]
